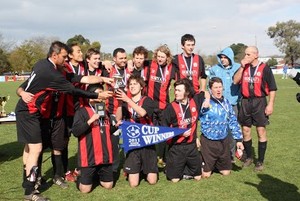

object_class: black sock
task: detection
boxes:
[258,141,267,163]
[23,180,35,195]
[243,139,252,159]
[62,147,69,173]
[37,153,43,178]
[53,154,64,178]
[51,153,56,175]
[23,166,38,195]
[23,165,26,182]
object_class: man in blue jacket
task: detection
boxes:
[199,77,244,178]
[209,47,241,161]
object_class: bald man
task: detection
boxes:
[233,46,277,171]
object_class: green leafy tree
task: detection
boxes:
[8,37,53,72]
[230,43,247,62]
[267,20,300,66]
[66,34,90,46]
[0,48,11,74]
[66,35,103,56]
[266,57,278,67]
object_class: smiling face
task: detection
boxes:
[87,53,101,70]
[128,79,142,96]
[113,52,127,68]
[69,45,83,63]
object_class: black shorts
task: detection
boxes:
[200,135,232,172]
[16,112,42,144]
[123,145,158,174]
[166,143,201,180]
[238,97,269,127]
[79,164,113,185]
[41,118,67,151]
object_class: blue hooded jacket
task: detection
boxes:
[209,47,241,105]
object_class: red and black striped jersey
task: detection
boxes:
[72,105,113,167]
[146,61,176,110]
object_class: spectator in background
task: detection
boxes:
[209,47,241,162]
[282,63,288,79]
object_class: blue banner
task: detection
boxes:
[120,121,188,153]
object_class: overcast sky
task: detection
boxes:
[0,0,299,57]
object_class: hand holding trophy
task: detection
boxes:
[0,95,10,117]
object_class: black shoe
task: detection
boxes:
[24,190,50,201]
[35,177,48,190]
[53,177,68,189]
[182,175,194,180]
[254,162,264,172]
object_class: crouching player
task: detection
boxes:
[199,77,244,178]
[115,75,158,187]
[72,85,122,193]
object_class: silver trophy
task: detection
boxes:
[0,95,10,117]
[112,74,123,92]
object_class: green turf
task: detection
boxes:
[0,75,299,201]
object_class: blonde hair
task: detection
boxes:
[153,44,173,65]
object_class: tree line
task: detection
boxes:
[0,20,299,75]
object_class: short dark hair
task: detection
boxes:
[208,77,223,89]
[181,34,195,46]
[127,74,146,88]
[67,43,80,55]
[174,78,193,97]
[87,84,104,93]
[113,48,126,57]
[132,46,148,59]
[47,41,68,58]
[85,48,100,60]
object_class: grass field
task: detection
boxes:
[0,75,299,201]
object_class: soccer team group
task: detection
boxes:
[15,34,277,200]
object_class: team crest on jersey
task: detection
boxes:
[256,72,261,76]
[151,69,156,74]
[193,62,198,67]
[192,107,196,112]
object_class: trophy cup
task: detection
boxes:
[0,95,10,118]
[112,74,123,92]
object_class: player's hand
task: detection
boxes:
[183,128,191,138]
[265,104,274,116]
[101,77,114,85]
[97,91,113,100]
[115,89,130,102]
[87,113,100,125]
[20,91,34,103]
